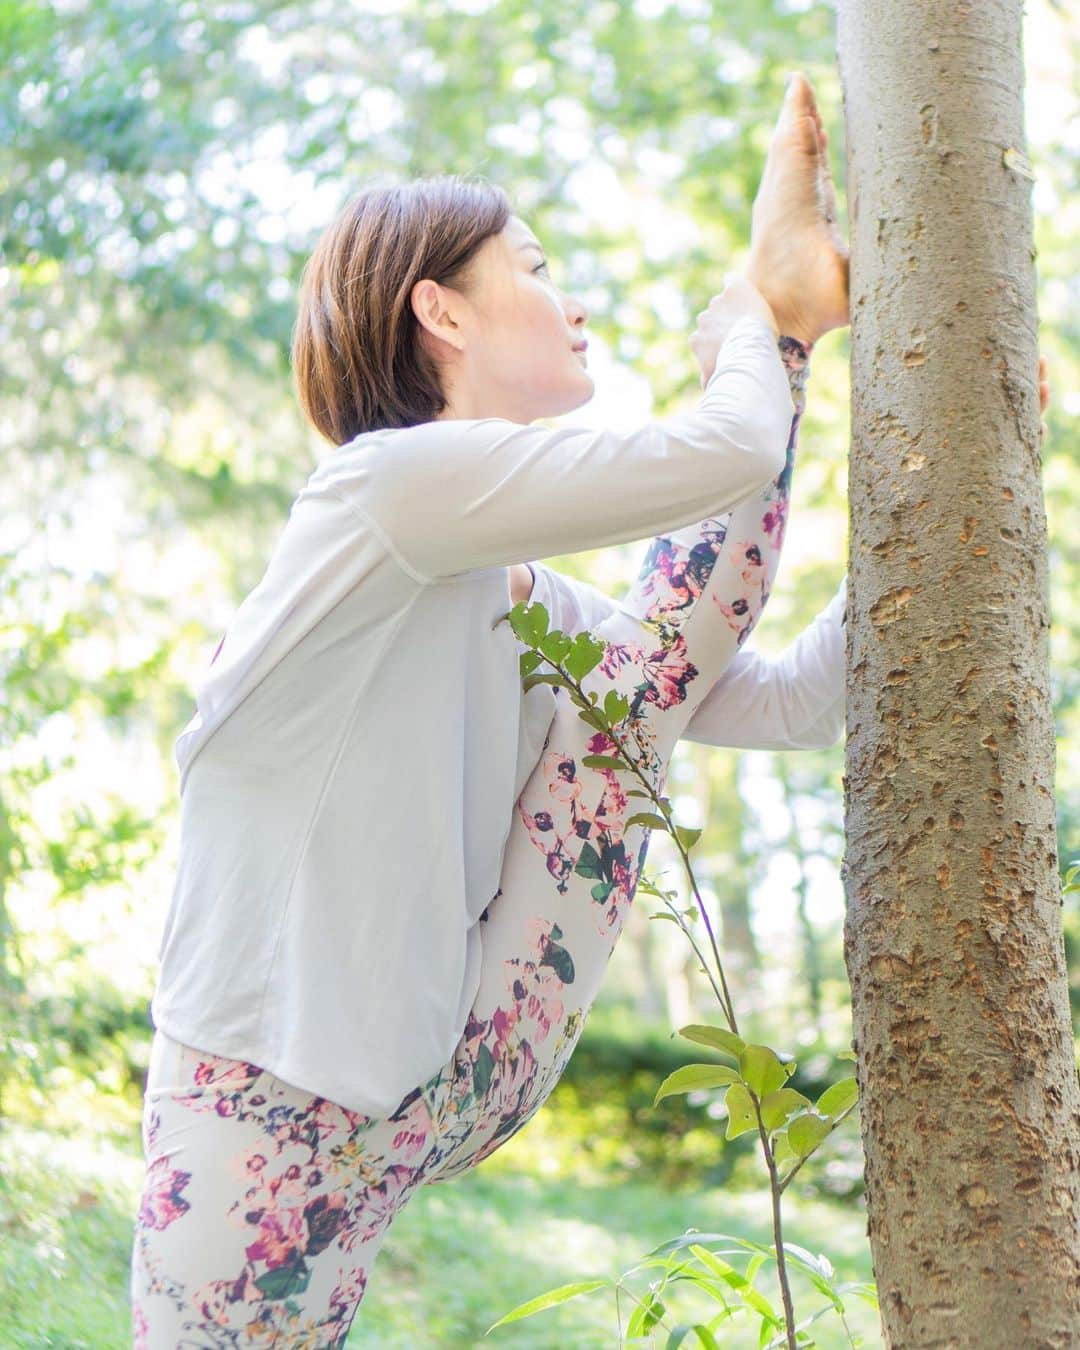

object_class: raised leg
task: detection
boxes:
[422,335,813,1178]
[131,343,814,1341]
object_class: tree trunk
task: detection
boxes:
[836,2,1080,1342]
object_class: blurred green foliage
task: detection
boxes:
[1,7,1077,1339]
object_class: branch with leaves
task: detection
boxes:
[486,598,878,1349]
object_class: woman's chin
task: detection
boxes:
[559,374,595,415]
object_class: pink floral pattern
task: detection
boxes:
[131,334,813,1342]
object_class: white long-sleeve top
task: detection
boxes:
[150,314,845,1117]
[528,562,847,752]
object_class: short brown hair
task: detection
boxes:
[290,173,512,444]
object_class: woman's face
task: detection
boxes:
[416,214,592,424]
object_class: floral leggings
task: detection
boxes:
[130,336,811,1348]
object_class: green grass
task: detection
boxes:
[0,1110,881,1349]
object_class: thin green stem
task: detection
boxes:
[656,887,727,1010]
[537,654,740,1035]
[749,1094,798,1350]
[505,617,820,1349]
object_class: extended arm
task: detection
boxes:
[682,576,846,750]
[305,315,794,584]
[528,561,847,752]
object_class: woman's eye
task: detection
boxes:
[533,260,550,274]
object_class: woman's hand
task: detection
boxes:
[745,71,850,347]
[690,273,783,388]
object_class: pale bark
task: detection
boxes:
[776,758,824,1023]
[836,1,1080,1342]
[711,754,761,1005]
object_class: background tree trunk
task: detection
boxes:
[836,1,1080,1342]
[709,753,761,1005]
[776,757,824,1023]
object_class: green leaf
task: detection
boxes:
[772,1131,795,1167]
[581,754,626,770]
[787,1112,832,1160]
[508,600,550,645]
[519,649,543,676]
[523,671,567,693]
[538,630,572,663]
[637,879,677,901]
[723,1083,758,1139]
[677,1024,745,1059]
[576,707,606,728]
[759,1087,811,1133]
[815,1076,859,1119]
[485,1279,610,1331]
[738,1044,792,1099]
[674,824,702,850]
[666,1326,722,1349]
[644,1231,770,1261]
[781,1243,835,1284]
[803,1271,844,1314]
[604,689,630,722]
[688,1246,781,1326]
[626,811,670,832]
[627,788,654,799]
[564,632,606,682]
[627,1291,666,1336]
[654,1063,741,1106]
[836,1048,858,1061]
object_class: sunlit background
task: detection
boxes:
[3,0,1077,1344]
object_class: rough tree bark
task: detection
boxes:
[835,2,1080,1343]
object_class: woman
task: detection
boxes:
[131,72,851,1345]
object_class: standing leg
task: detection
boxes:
[130,341,813,1340]
[422,336,813,1179]
[130,1027,443,1346]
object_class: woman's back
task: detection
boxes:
[154,469,547,1116]
[151,314,794,1117]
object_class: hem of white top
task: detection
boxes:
[149,1007,392,1116]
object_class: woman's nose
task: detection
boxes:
[565,295,588,328]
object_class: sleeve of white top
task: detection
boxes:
[682,574,848,750]
[342,315,794,583]
[530,562,847,752]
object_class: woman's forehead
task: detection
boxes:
[505,216,543,251]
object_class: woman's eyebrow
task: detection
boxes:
[516,241,544,253]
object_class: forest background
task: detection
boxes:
[2,0,1077,1345]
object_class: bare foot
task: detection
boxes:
[746,72,850,345]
